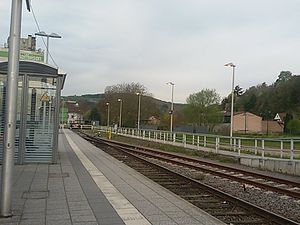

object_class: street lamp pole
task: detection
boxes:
[167,82,175,132]
[225,63,236,143]
[1,0,23,217]
[35,31,62,64]
[106,102,110,127]
[118,99,122,128]
[136,93,141,130]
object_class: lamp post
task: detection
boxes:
[118,99,122,128]
[166,82,175,132]
[224,62,236,143]
[1,0,24,217]
[35,31,61,64]
[106,102,110,127]
[136,93,141,130]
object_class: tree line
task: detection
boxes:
[82,71,300,134]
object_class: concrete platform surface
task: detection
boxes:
[0,129,225,225]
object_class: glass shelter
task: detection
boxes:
[0,61,66,164]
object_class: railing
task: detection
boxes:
[97,126,300,161]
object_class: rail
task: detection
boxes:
[78,131,299,225]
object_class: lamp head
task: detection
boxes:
[35,31,62,39]
[35,31,47,37]
[106,102,109,106]
[118,98,122,102]
[49,33,62,38]
[224,62,236,67]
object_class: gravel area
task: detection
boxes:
[147,157,300,223]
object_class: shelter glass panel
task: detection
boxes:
[25,76,57,163]
[0,75,22,162]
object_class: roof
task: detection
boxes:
[0,60,66,89]
[234,111,262,118]
[65,102,81,114]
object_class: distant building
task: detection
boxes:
[20,35,36,51]
[262,120,284,134]
[233,112,262,133]
[232,111,284,134]
[261,112,286,134]
[65,101,83,127]
[148,116,160,125]
[0,35,44,62]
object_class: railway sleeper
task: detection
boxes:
[187,198,221,203]
[194,202,233,209]
[224,219,266,224]
[211,211,248,216]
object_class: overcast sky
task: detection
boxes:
[1,1,300,103]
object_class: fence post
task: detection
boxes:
[233,138,236,152]
[173,133,176,143]
[142,130,145,139]
[290,139,294,161]
[204,136,207,147]
[215,137,219,153]
[262,140,265,158]
[238,139,241,156]
[254,139,258,155]
[183,134,187,148]
[192,135,195,145]
[280,141,283,158]
[163,132,166,143]
[197,136,200,150]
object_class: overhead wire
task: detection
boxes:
[29,2,59,68]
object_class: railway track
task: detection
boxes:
[98,137,300,199]
[78,131,299,225]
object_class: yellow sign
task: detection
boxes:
[40,92,50,102]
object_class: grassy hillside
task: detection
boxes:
[63,93,104,103]
[63,93,186,122]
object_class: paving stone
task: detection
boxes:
[69,209,94,217]
[0,216,20,223]
[22,212,45,220]
[46,219,72,225]
[71,215,97,223]
[73,222,98,225]
[46,208,69,215]
[46,213,70,221]
[0,131,225,225]
[19,219,45,225]
[22,207,45,214]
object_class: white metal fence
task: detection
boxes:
[96,126,300,161]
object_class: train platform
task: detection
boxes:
[0,129,225,225]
